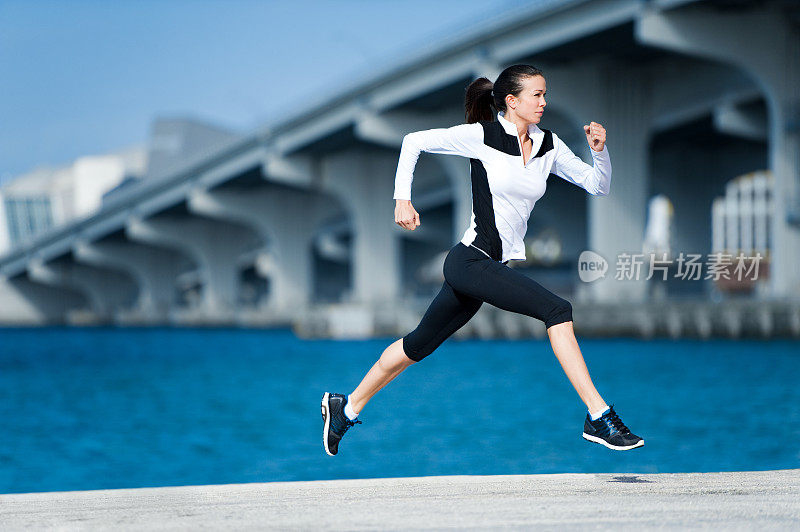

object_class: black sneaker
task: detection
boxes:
[582,405,644,450]
[321,392,361,456]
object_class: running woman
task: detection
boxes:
[321,65,644,456]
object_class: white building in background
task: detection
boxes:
[643,194,674,260]
[0,116,240,257]
[711,171,772,257]
[0,145,147,254]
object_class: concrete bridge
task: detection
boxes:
[1,0,798,326]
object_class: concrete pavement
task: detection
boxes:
[1,469,798,530]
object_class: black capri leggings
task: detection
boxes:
[402,242,573,361]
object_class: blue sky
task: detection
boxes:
[0,0,555,182]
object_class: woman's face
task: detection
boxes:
[506,75,547,124]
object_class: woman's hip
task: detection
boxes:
[443,242,492,283]
[444,243,569,306]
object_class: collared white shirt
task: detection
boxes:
[394,111,612,263]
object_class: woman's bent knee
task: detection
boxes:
[544,299,573,329]
[399,335,425,363]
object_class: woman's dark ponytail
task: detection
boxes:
[464,77,495,123]
[464,65,544,124]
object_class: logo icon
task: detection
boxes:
[578,250,607,282]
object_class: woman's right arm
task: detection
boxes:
[392,123,484,202]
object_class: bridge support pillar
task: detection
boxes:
[26,259,136,323]
[126,215,257,321]
[0,276,85,324]
[188,186,337,315]
[73,240,184,323]
[322,149,400,305]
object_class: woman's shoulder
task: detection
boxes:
[413,121,483,139]
[452,121,485,134]
[442,121,486,144]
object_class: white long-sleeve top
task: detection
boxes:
[393,111,611,263]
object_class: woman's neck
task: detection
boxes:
[503,111,531,139]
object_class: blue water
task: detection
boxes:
[0,327,798,494]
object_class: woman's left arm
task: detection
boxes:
[551,123,612,196]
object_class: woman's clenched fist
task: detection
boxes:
[583,121,606,152]
[395,199,420,230]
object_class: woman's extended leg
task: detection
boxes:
[445,253,607,413]
[546,321,607,414]
[446,256,642,450]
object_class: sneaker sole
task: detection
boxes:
[321,392,335,457]
[582,432,644,451]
